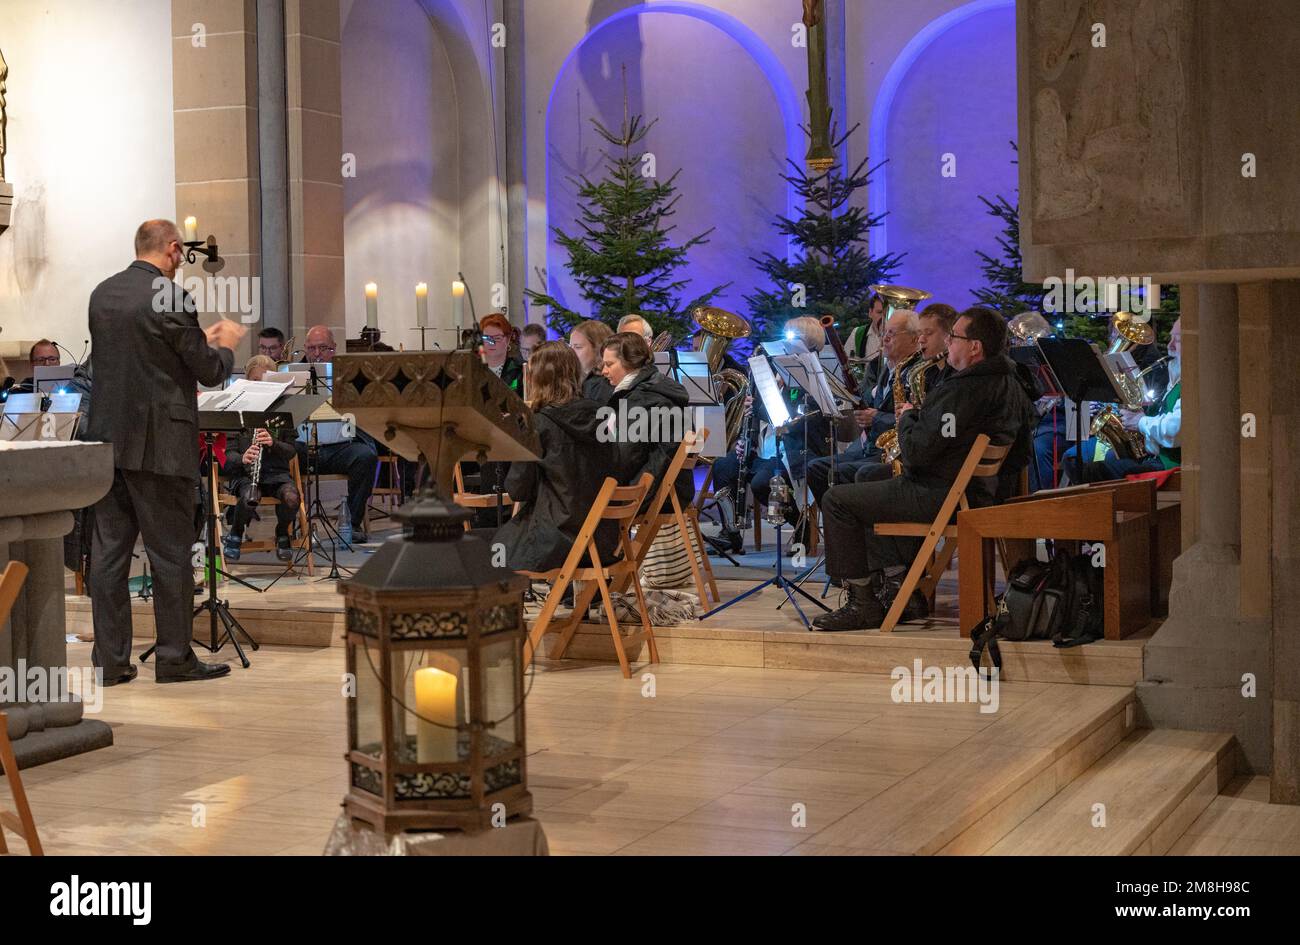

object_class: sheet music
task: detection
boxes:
[795,352,838,416]
[197,379,289,413]
[748,354,790,428]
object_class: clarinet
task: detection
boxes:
[240,430,266,508]
[734,386,755,525]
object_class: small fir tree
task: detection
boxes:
[525,99,728,340]
[745,125,903,343]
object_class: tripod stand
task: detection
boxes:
[264,417,354,590]
[141,431,258,669]
[699,434,829,628]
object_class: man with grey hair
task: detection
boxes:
[88,218,246,684]
[617,313,654,342]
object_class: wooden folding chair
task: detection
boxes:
[536,432,704,667]
[0,561,42,855]
[521,474,656,679]
[453,464,512,533]
[872,434,1010,633]
[645,430,717,606]
[215,456,314,575]
[369,453,404,522]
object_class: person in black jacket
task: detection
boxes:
[600,331,694,510]
[569,318,614,405]
[221,359,302,563]
[87,219,245,683]
[494,342,617,572]
[813,307,1036,631]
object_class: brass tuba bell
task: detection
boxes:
[1106,310,1155,355]
[691,306,751,375]
[869,284,932,320]
[1008,311,1054,345]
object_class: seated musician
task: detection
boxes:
[298,324,377,544]
[519,323,547,363]
[494,342,617,572]
[807,308,924,502]
[222,357,301,562]
[11,339,62,391]
[706,316,832,553]
[845,292,886,381]
[601,331,694,509]
[852,304,955,484]
[1080,317,1182,482]
[617,313,656,343]
[569,319,614,405]
[257,327,288,363]
[813,307,1037,631]
[480,313,524,394]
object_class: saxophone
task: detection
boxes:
[874,354,920,475]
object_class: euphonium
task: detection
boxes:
[869,284,933,321]
[691,305,751,375]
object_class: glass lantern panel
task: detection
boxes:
[480,636,521,753]
[393,646,470,766]
[352,638,385,760]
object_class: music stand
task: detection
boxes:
[700,352,830,628]
[1035,338,1126,484]
[139,409,291,669]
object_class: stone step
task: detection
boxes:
[988,728,1237,855]
[795,683,1137,855]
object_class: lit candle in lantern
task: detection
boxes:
[451,280,465,329]
[184,216,198,243]
[364,282,378,330]
[414,666,458,763]
[415,282,429,328]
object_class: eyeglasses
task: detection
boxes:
[304,344,336,355]
[882,329,916,340]
[482,333,505,347]
[32,355,61,365]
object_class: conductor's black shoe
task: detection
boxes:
[155,658,232,684]
[275,534,293,561]
[101,665,138,686]
[812,577,885,631]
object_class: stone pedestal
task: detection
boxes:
[0,441,115,767]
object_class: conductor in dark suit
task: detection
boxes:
[87,219,247,684]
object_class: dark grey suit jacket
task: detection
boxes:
[86,261,234,478]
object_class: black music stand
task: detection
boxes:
[140,415,268,670]
[1035,338,1123,485]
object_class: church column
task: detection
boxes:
[284,0,344,341]
[256,0,290,340]
[1266,280,1300,803]
[171,0,262,358]
[504,0,528,324]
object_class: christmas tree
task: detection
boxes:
[745,125,902,342]
[525,100,728,340]
[971,142,1046,318]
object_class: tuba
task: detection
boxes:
[692,306,752,448]
[1008,311,1053,345]
[869,284,932,321]
[1090,406,1148,461]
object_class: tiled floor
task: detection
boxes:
[2,641,1294,856]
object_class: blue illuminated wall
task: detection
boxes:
[872,0,1019,312]
[544,5,798,322]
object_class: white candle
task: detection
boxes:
[415,283,429,328]
[183,216,198,243]
[414,667,458,763]
[452,280,465,328]
[364,282,378,330]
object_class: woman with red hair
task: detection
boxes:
[479,313,523,395]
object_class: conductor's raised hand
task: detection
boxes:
[204,319,248,351]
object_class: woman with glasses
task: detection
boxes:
[479,313,523,395]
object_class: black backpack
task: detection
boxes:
[969,547,1105,674]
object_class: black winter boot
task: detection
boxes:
[812,573,886,631]
[880,569,929,623]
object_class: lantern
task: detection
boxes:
[340,493,531,833]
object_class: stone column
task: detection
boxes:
[1267,280,1300,803]
[257,0,291,340]
[171,0,262,359]
[1139,284,1272,771]
[285,0,344,341]
[504,0,527,324]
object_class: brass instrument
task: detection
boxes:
[650,330,675,352]
[869,284,933,320]
[1106,310,1155,355]
[873,357,913,475]
[1007,311,1053,344]
[905,353,945,408]
[692,306,752,448]
[1090,405,1148,461]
